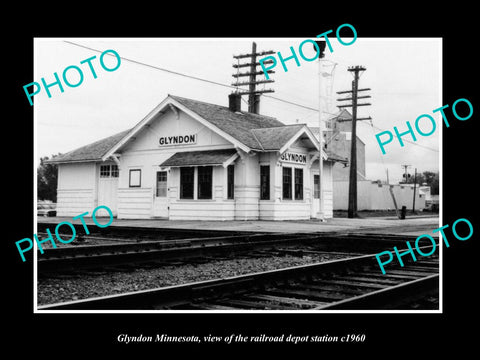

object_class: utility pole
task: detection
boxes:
[317,55,325,221]
[313,39,329,221]
[386,168,400,218]
[412,167,417,213]
[336,66,371,218]
[232,42,275,114]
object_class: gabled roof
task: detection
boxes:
[251,124,305,150]
[335,109,353,121]
[47,95,345,165]
[168,95,285,150]
[100,94,287,159]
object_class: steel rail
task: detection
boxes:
[37,233,425,273]
[37,233,321,272]
[38,247,438,310]
[37,222,256,240]
[38,232,316,258]
[317,274,439,309]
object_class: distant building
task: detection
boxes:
[418,185,431,200]
[418,185,438,211]
[333,181,426,211]
[313,110,425,211]
[310,109,366,181]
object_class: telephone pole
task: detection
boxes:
[336,66,371,218]
[313,39,330,221]
[232,42,275,113]
[412,167,417,213]
[401,164,411,183]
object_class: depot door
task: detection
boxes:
[98,165,118,216]
[153,171,169,218]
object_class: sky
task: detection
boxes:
[34,37,441,184]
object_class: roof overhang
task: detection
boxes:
[44,158,99,165]
[278,125,320,154]
[160,149,239,168]
[278,125,330,160]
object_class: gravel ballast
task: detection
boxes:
[37,253,348,306]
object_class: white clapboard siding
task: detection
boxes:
[323,190,333,218]
[56,189,94,217]
[169,201,235,220]
[259,201,311,220]
[234,185,260,220]
[117,188,152,219]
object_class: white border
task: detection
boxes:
[33,37,443,314]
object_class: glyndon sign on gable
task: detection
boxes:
[280,152,307,164]
[159,134,197,146]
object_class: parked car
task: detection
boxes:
[37,202,57,217]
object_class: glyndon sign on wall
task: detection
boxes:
[159,134,197,146]
[280,152,307,164]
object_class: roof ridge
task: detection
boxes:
[169,94,280,121]
[252,123,305,131]
[249,128,265,151]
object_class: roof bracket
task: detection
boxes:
[110,154,121,168]
[169,104,179,119]
[236,148,246,163]
[222,153,240,168]
[307,153,319,168]
[235,148,251,163]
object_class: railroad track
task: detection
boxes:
[37,222,255,238]
[37,233,429,275]
[38,247,439,310]
[37,233,317,274]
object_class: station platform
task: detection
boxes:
[37,215,440,237]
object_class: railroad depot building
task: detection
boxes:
[48,94,347,220]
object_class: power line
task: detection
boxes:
[62,41,440,153]
[361,122,439,153]
[63,41,234,89]
[63,40,318,111]
[263,95,317,111]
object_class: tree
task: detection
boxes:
[37,155,60,202]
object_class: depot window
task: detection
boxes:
[156,171,167,197]
[294,168,303,200]
[180,167,194,199]
[314,175,320,199]
[282,167,292,200]
[100,164,119,178]
[197,166,213,199]
[129,169,141,187]
[260,165,270,200]
[227,165,234,199]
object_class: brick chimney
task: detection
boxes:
[252,94,260,114]
[228,93,241,112]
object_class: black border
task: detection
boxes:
[7,6,478,356]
